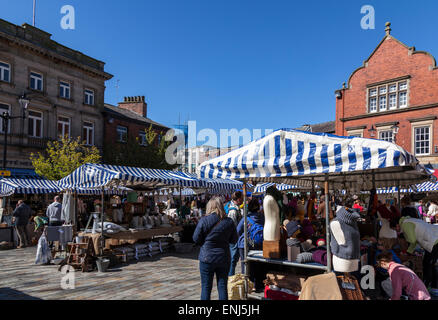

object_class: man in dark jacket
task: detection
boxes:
[12,200,32,248]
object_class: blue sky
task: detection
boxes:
[2,0,438,146]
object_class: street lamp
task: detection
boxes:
[1,93,30,170]
[368,125,376,138]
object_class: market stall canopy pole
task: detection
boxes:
[197,129,435,190]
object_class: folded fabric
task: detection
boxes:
[300,240,315,252]
[296,252,314,264]
[286,238,301,247]
[312,249,328,266]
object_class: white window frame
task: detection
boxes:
[30,72,43,91]
[117,125,127,142]
[59,81,71,99]
[378,129,394,143]
[84,89,95,106]
[346,129,364,138]
[411,120,433,156]
[83,121,94,146]
[0,103,11,133]
[0,61,10,83]
[28,110,43,138]
[57,116,71,139]
[368,79,409,113]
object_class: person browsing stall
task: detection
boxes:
[377,250,430,300]
[224,191,243,276]
[192,197,238,300]
[46,196,64,226]
[12,200,32,248]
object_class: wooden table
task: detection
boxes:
[78,226,183,253]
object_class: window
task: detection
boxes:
[57,116,70,139]
[117,125,127,142]
[347,129,363,138]
[399,92,407,108]
[379,96,387,111]
[0,62,10,82]
[83,121,94,146]
[30,72,43,91]
[369,97,377,113]
[28,110,43,138]
[368,79,408,112]
[59,81,71,99]
[414,126,430,155]
[84,89,94,105]
[139,131,147,146]
[0,103,10,133]
[378,130,393,143]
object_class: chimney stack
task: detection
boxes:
[118,95,147,118]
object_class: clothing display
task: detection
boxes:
[263,195,280,241]
[299,272,343,300]
[330,207,361,272]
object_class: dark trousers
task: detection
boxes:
[15,225,28,247]
[199,261,229,300]
[228,242,240,276]
[239,248,246,274]
[423,243,438,288]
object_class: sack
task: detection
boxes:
[228,274,254,300]
[35,234,52,265]
[247,216,263,247]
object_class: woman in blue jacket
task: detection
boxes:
[193,196,238,300]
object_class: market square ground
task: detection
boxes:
[0,246,241,300]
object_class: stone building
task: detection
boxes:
[0,19,113,176]
[335,23,438,167]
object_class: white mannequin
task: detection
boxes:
[330,208,359,273]
[377,212,397,239]
[263,195,280,241]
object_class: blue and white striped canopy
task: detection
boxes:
[57,163,206,190]
[0,178,62,196]
[184,172,243,191]
[198,129,433,191]
[0,177,130,197]
[377,181,438,194]
[253,182,304,194]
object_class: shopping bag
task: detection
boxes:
[228,274,254,300]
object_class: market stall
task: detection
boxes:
[198,128,435,300]
[55,163,216,267]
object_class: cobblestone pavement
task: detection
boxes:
[0,246,241,300]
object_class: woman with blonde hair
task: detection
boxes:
[193,196,238,300]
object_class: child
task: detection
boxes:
[376,251,430,300]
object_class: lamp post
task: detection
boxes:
[368,125,376,138]
[1,93,30,170]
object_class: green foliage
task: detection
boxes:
[103,126,176,170]
[30,136,101,180]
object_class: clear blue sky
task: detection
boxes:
[2,0,438,146]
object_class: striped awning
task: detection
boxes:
[57,163,206,190]
[0,178,130,197]
[197,129,434,191]
[377,180,438,194]
[253,183,304,194]
[185,172,243,191]
[0,178,62,196]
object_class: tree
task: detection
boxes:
[103,125,176,170]
[30,136,101,180]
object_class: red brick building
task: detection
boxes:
[335,23,438,167]
[103,96,169,163]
